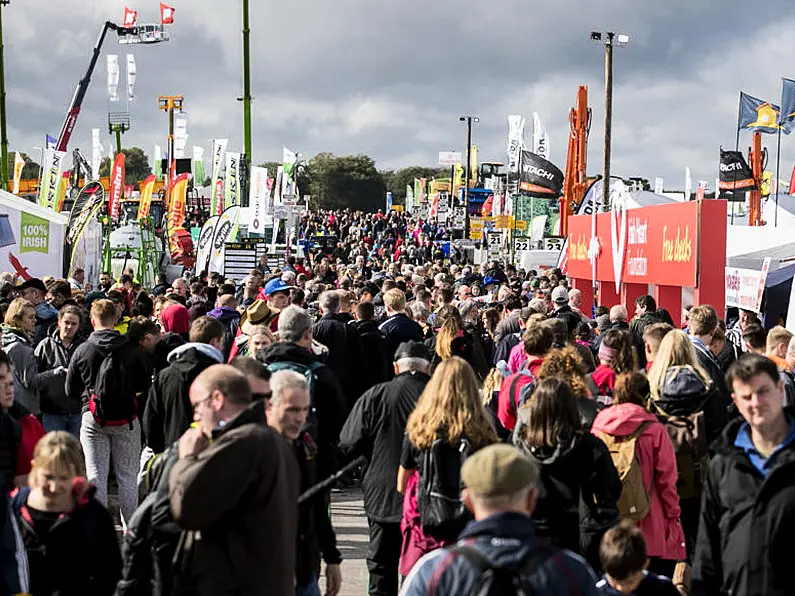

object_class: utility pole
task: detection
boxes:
[108,112,130,156]
[459,116,478,239]
[0,1,9,192]
[158,95,184,207]
[240,0,252,164]
[591,31,629,212]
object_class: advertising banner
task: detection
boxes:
[195,215,219,275]
[518,150,564,197]
[211,139,228,216]
[719,149,756,193]
[137,174,156,219]
[725,257,771,314]
[224,152,241,209]
[249,166,269,234]
[208,205,240,274]
[107,153,126,222]
[566,200,702,287]
[12,153,24,195]
[38,149,66,210]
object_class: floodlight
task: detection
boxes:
[590,31,602,41]
[616,34,630,44]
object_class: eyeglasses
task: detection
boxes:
[191,394,213,413]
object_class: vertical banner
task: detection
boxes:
[195,215,219,274]
[273,166,284,206]
[56,171,70,212]
[193,146,206,184]
[38,149,66,210]
[224,152,241,208]
[12,152,24,195]
[249,166,269,234]
[469,145,478,185]
[126,54,136,101]
[137,174,156,219]
[654,177,664,194]
[167,173,190,262]
[154,145,162,179]
[91,129,103,179]
[211,139,228,216]
[174,118,188,159]
[107,55,120,102]
[507,115,525,173]
[207,205,240,274]
[108,152,126,223]
[386,191,393,212]
[532,112,550,161]
[685,166,692,200]
[406,184,414,213]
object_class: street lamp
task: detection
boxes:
[0,0,10,192]
[237,0,253,166]
[590,31,629,212]
[459,116,479,239]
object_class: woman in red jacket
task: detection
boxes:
[590,372,685,577]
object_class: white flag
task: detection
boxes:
[249,166,269,234]
[107,55,120,102]
[126,54,136,101]
[174,118,188,158]
[532,112,550,161]
[507,115,525,173]
[685,167,692,201]
[654,177,664,195]
[210,139,228,216]
[91,128,103,179]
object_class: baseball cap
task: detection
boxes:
[394,341,431,363]
[461,444,541,498]
[15,278,46,293]
[551,286,569,305]
[264,277,295,296]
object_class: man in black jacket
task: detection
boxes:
[267,369,343,596]
[688,305,732,406]
[259,305,348,480]
[339,341,431,596]
[693,354,795,596]
[143,316,225,454]
[311,290,364,407]
[34,304,85,436]
[65,299,149,524]
[350,301,392,388]
[378,289,422,358]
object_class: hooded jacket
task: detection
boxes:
[513,422,621,570]
[34,301,58,345]
[259,342,348,479]
[65,329,150,414]
[348,319,393,388]
[207,306,241,361]
[693,414,795,596]
[34,326,85,415]
[339,371,430,522]
[591,403,686,560]
[311,313,365,407]
[168,402,299,596]
[11,483,121,596]
[143,343,224,454]
[400,512,599,596]
[2,325,44,415]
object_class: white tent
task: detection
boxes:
[0,190,67,279]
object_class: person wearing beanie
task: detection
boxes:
[160,303,191,340]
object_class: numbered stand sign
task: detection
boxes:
[544,237,563,252]
[514,236,530,252]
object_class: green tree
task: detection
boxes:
[384,166,448,204]
[303,153,386,211]
[97,147,151,185]
[6,152,40,181]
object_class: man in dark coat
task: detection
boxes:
[311,290,364,407]
[693,354,795,596]
[349,301,393,389]
[688,305,732,405]
[206,294,241,361]
[378,289,422,358]
[339,341,431,596]
[143,316,225,453]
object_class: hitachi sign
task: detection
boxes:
[523,165,555,181]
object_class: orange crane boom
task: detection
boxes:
[560,86,591,237]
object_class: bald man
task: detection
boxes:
[169,365,299,595]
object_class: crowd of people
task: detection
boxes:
[0,207,791,596]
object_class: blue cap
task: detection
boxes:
[264,277,295,296]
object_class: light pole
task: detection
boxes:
[459,116,478,239]
[238,0,252,165]
[0,0,10,192]
[590,31,629,212]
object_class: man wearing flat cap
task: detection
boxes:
[400,444,598,596]
[339,341,432,596]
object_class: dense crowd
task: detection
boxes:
[0,208,791,596]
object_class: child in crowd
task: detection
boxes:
[596,521,684,595]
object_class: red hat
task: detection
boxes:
[161,303,190,334]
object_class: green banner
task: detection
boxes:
[20,212,49,254]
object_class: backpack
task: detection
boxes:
[417,438,473,533]
[598,421,653,521]
[431,542,557,596]
[507,368,538,418]
[657,411,708,500]
[266,360,324,439]
[88,345,137,428]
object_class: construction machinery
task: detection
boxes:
[560,86,591,236]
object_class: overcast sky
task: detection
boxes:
[5,0,795,189]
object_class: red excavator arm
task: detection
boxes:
[560,86,591,237]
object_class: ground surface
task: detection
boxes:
[323,487,370,595]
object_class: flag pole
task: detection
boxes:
[732,92,742,225]
[775,123,782,227]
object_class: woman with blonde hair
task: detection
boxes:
[397,357,497,576]
[646,328,726,557]
[2,297,44,414]
[10,431,121,594]
[425,305,489,380]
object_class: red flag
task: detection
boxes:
[160,3,175,24]
[108,153,126,223]
[122,7,138,27]
[789,162,795,195]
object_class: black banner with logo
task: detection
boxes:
[719,148,756,198]
[518,150,564,197]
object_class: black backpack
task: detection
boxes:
[88,345,138,428]
[435,543,557,596]
[417,438,473,533]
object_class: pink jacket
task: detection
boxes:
[507,340,527,373]
[591,403,686,560]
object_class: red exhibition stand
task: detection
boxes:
[566,200,727,320]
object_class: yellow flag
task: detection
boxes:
[469,145,478,184]
[12,152,24,194]
[454,163,464,187]
[137,174,157,219]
